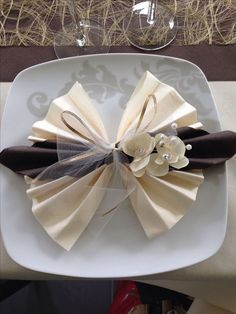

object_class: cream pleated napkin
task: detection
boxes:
[26,71,204,250]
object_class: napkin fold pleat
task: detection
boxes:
[117,71,159,141]
[26,175,77,200]
[128,170,204,238]
[29,82,108,143]
[117,72,198,140]
[27,165,112,250]
[68,82,108,140]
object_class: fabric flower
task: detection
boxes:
[146,134,189,177]
[121,133,155,177]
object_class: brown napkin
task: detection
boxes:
[1,128,236,179]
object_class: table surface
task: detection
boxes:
[1,80,236,312]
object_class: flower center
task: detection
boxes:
[162,153,172,161]
[135,147,146,156]
[159,140,165,147]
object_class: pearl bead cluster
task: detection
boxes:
[162,153,172,161]
[171,122,192,151]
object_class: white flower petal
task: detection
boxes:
[122,133,155,158]
[169,152,179,163]
[147,154,169,177]
[129,155,150,172]
[149,137,156,152]
[148,162,169,177]
[171,156,189,169]
[156,147,178,164]
[155,157,164,165]
[169,136,186,156]
[133,168,146,177]
[149,153,159,162]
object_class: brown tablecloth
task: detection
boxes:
[1,45,236,82]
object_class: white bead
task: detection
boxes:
[162,153,171,161]
[159,140,165,147]
[171,122,178,130]
[186,144,192,150]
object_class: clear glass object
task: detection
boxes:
[123,0,177,50]
[54,0,109,58]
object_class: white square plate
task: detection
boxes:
[1,54,227,278]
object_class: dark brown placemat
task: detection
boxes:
[1,45,236,82]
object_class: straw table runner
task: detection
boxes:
[1,0,236,46]
[1,0,236,81]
